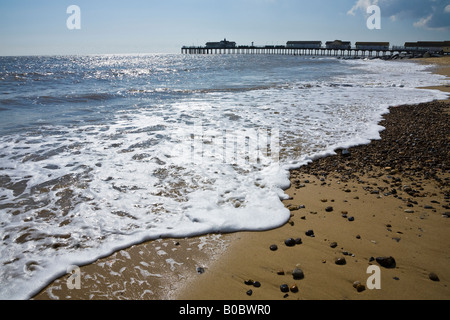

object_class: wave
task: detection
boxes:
[0,92,119,107]
[127,83,283,95]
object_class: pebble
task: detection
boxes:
[342,149,351,157]
[290,284,299,293]
[244,279,254,286]
[348,216,355,221]
[305,230,315,237]
[284,238,296,247]
[335,257,346,265]
[280,284,289,293]
[353,281,366,292]
[292,267,305,280]
[376,256,396,268]
[270,244,278,251]
[196,267,205,274]
[253,281,261,288]
[246,289,253,296]
[325,206,333,212]
[429,272,440,282]
[330,241,338,248]
[355,283,366,292]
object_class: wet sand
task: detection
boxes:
[414,56,450,102]
[33,57,450,301]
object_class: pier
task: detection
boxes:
[181,39,449,58]
[181,46,402,58]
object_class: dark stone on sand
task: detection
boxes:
[335,257,346,265]
[246,289,253,296]
[353,281,366,292]
[356,283,366,292]
[342,149,351,157]
[284,238,296,247]
[330,241,338,248]
[270,244,278,251]
[295,238,302,244]
[244,279,254,285]
[348,216,355,221]
[325,206,333,212]
[253,281,261,288]
[305,230,315,237]
[280,284,289,293]
[292,267,305,280]
[376,256,396,268]
[290,284,299,293]
[196,267,205,274]
[429,272,440,282]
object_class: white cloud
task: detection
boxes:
[445,4,450,13]
[413,14,432,28]
[347,0,379,15]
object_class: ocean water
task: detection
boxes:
[0,54,448,299]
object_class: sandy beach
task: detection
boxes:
[33,56,450,301]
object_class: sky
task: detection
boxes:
[0,0,449,56]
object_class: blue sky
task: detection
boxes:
[0,0,449,55]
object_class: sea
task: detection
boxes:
[0,54,448,299]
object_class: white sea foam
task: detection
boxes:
[0,57,448,300]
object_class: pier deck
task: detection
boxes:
[181,45,429,58]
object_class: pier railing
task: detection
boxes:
[181,45,432,57]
